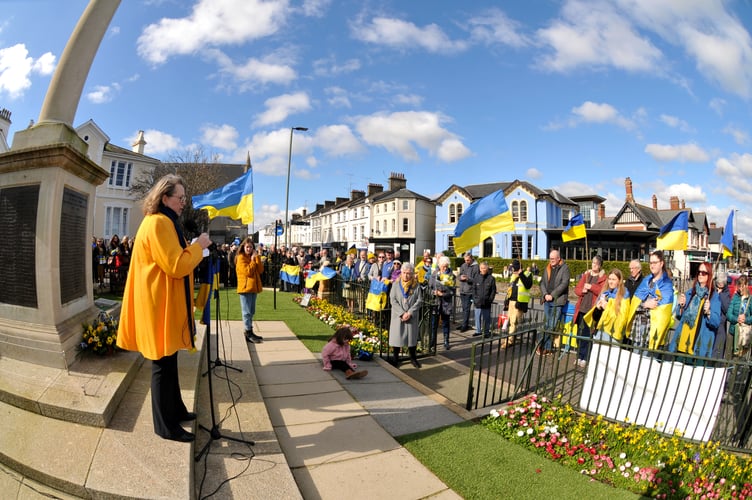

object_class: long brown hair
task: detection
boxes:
[142,174,185,215]
[329,327,354,346]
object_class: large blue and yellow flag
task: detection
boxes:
[192,166,254,224]
[656,211,688,251]
[280,264,301,285]
[453,189,514,255]
[721,209,734,259]
[366,279,390,311]
[304,267,337,289]
[562,213,586,242]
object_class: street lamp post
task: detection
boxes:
[284,126,308,248]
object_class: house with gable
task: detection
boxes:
[434,179,578,259]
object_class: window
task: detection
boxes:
[448,236,455,255]
[449,204,456,223]
[376,205,379,214]
[376,221,380,233]
[403,218,408,232]
[392,201,396,211]
[402,200,409,210]
[108,161,133,188]
[527,235,534,259]
[519,201,527,222]
[361,207,365,217]
[456,203,463,220]
[483,237,493,258]
[512,201,519,222]
[360,225,365,239]
[105,206,128,237]
[391,219,396,232]
[512,235,522,259]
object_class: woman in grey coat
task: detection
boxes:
[389,262,423,368]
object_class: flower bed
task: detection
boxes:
[483,394,752,498]
[294,295,388,359]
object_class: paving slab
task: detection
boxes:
[255,362,331,386]
[260,379,342,398]
[196,451,302,500]
[265,390,367,427]
[274,414,400,467]
[292,448,457,500]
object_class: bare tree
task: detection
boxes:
[129,147,225,237]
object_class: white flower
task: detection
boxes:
[619,465,625,472]
[625,461,631,468]
[526,428,534,435]
[517,430,524,437]
[633,466,640,472]
[619,452,627,459]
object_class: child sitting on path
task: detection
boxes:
[321,327,368,379]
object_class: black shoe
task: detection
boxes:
[410,358,421,368]
[180,412,197,422]
[245,333,258,343]
[472,332,482,337]
[444,343,451,350]
[164,430,195,442]
[250,332,264,342]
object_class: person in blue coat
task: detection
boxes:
[669,262,721,359]
[631,250,676,351]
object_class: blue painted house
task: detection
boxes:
[434,180,578,259]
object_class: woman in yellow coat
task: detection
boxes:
[235,237,264,343]
[117,174,212,442]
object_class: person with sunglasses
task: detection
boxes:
[669,263,721,359]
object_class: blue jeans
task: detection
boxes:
[460,294,473,329]
[431,308,451,347]
[475,307,492,336]
[239,292,258,331]
[539,302,564,350]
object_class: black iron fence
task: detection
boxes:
[465,326,752,453]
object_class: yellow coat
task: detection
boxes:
[116,213,204,360]
[236,252,264,294]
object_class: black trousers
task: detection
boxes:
[330,359,352,373]
[151,352,188,438]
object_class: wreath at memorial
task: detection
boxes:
[80,312,119,356]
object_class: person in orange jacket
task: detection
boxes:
[117,174,212,443]
[236,237,264,343]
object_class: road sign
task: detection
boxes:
[276,225,284,236]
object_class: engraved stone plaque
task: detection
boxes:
[0,185,39,307]
[60,187,87,303]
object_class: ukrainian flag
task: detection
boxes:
[192,167,254,224]
[453,189,514,255]
[366,279,390,311]
[562,213,586,242]
[304,267,336,288]
[721,209,734,259]
[280,264,301,285]
[656,211,688,251]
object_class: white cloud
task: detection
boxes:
[325,86,351,108]
[0,44,55,99]
[208,49,297,88]
[660,114,694,133]
[351,16,468,54]
[201,124,238,150]
[566,101,636,130]
[137,129,182,155]
[644,142,710,163]
[314,124,364,156]
[723,125,749,146]
[467,8,530,48]
[241,128,313,176]
[312,56,361,77]
[660,182,706,204]
[709,97,726,115]
[354,110,471,162]
[393,94,423,107]
[526,167,543,180]
[536,0,663,73]
[253,92,311,127]
[299,0,331,17]
[86,84,120,104]
[137,0,289,65]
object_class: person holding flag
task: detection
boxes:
[631,250,675,352]
[236,238,264,343]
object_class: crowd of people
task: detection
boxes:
[92,234,132,291]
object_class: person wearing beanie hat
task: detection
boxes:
[503,259,533,349]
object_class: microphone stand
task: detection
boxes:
[202,249,242,375]
[195,247,254,462]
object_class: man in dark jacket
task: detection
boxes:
[625,259,642,298]
[538,249,571,354]
[472,262,497,338]
[458,252,479,332]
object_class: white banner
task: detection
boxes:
[580,343,727,441]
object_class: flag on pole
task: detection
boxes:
[562,213,586,242]
[721,210,734,259]
[280,264,301,285]
[304,267,337,289]
[656,211,689,251]
[192,167,254,224]
[453,189,514,255]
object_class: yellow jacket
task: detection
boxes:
[116,213,204,360]
[236,252,264,294]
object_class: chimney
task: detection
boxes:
[132,130,146,154]
[0,108,11,141]
[652,195,658,209]
[625,177,634,203]
[324,200,335,208]
[350,189,365,201]
[302,208,307,216]
[670,196,679,210]
[710,222,717,229]
[336,197,348,205]
[315,203,323,212]
[681,199,685,209]
[388,172,407,191]
[368,183,383,196]
[598,203,605,220]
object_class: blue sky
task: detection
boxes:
[2,0,752,240]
